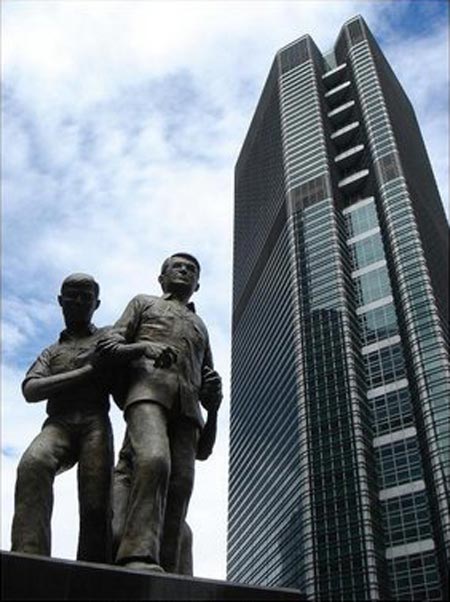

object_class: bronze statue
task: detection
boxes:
[98,253,222,573]
[11,273,115,562]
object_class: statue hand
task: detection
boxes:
[144,343,177,368]
[199,367,222,411]
[91,332,125,368]
[97,332,125,352]
[196,409,218,461]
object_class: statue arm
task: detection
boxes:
[21,336,145,404]
[97,297,176,367]
[95,297,148,362]
[96,337,177,368]
[196,407,218,461]
[95,337,150,363]
[112,295,144,343]
[22,364,95,403]
[199,340,222,412]
[203,339,214,370]
[197,338,222,460]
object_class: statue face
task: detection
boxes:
[58,282,99,327]
[159,256,200,297]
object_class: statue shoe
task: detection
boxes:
[124,561,165,573]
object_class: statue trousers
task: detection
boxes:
[11,412,113,562]
[114,401,199,572]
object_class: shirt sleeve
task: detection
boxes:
[113,295,143,342]
[203,335,215,370]
[22,347,52,386]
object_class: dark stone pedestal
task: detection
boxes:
[1,551,305,601]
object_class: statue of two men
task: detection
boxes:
[11,253,222,574]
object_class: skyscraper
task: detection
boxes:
[227,15,449,601]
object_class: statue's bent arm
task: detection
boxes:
[22,365,95,403]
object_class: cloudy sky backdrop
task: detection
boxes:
[2,0,448,580]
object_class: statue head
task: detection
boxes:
[58,273,100,329]
[158,253,200,301]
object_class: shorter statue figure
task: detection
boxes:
[11,273,115,562]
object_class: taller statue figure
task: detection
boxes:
[100,253,222,573]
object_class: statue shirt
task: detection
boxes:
[113,293,214,427]
[22,324,111,417]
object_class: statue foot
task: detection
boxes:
[124,561,165,573]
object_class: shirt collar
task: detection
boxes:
[59,323,97,342]
[161,292,196,313]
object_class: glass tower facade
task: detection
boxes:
[227,16,449,601]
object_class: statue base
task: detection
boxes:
[1,550,304,600]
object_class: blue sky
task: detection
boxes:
[2,0,448,579]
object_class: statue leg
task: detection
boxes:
[11,421,73,556]
[178,522,193,576]
[115,402,170,567]
[77,414,114,563]
[112,429,133,561]
[160,418,199,573]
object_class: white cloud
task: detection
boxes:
[2,298,58,365]
[2,0,448,581]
